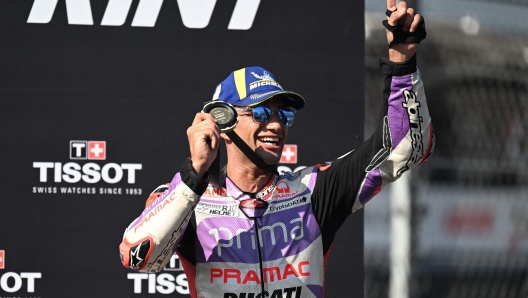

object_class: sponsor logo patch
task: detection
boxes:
[269,197,308,213]
[397,89,425,176]
[203,187,228,197]
[272,181,301,199]
[195,202,239,217]
[276,181,290,193]
[207,217,304,256]
[211,261,310,284]
[249,80,283,91]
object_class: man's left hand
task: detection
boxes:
[385,0,423,62]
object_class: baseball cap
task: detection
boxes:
[211,66,305,110]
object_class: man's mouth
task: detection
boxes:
[258,137,280,146]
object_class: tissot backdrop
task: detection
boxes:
[0,0,364,297]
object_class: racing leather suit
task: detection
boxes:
[119,56,435,298]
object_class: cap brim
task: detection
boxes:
[236,90,306,110]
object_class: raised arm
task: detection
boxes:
[311,1,433,249]
[119,112,219,272]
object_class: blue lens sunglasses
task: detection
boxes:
[236,106,296,127]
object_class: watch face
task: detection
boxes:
[202,101,239,132]
[210,106,233,125]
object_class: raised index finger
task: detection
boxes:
[387,0,396,10]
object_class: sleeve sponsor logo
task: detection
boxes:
[210,261,310,285]
[397,89,425,176]
[133,190,179,232]
[146,209,193,273]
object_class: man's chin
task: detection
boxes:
[255,148,281,166]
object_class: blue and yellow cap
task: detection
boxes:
[211,66,305,110]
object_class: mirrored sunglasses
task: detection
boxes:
[237,106,296,127]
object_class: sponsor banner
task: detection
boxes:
[0,0,364,297]
[32,140,143,196]
[127,255,189,295]
[0,250,43,295]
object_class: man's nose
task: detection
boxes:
[265,112,282,130]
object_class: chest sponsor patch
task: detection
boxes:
[211,261,310,285]
[268,197,309,213]
[195,202,239,217]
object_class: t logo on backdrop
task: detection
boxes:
[70,141,106,160]
[27,0,261,29]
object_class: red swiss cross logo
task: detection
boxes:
[280,144,297,164]
[88,141,106,160]
[0,250,4,269]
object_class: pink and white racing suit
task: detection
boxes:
[119,56,435,298]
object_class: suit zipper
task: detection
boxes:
[254,218,266,297]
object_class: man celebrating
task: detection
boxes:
[119,1,434,297]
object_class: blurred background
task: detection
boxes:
[364,0,528,297]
